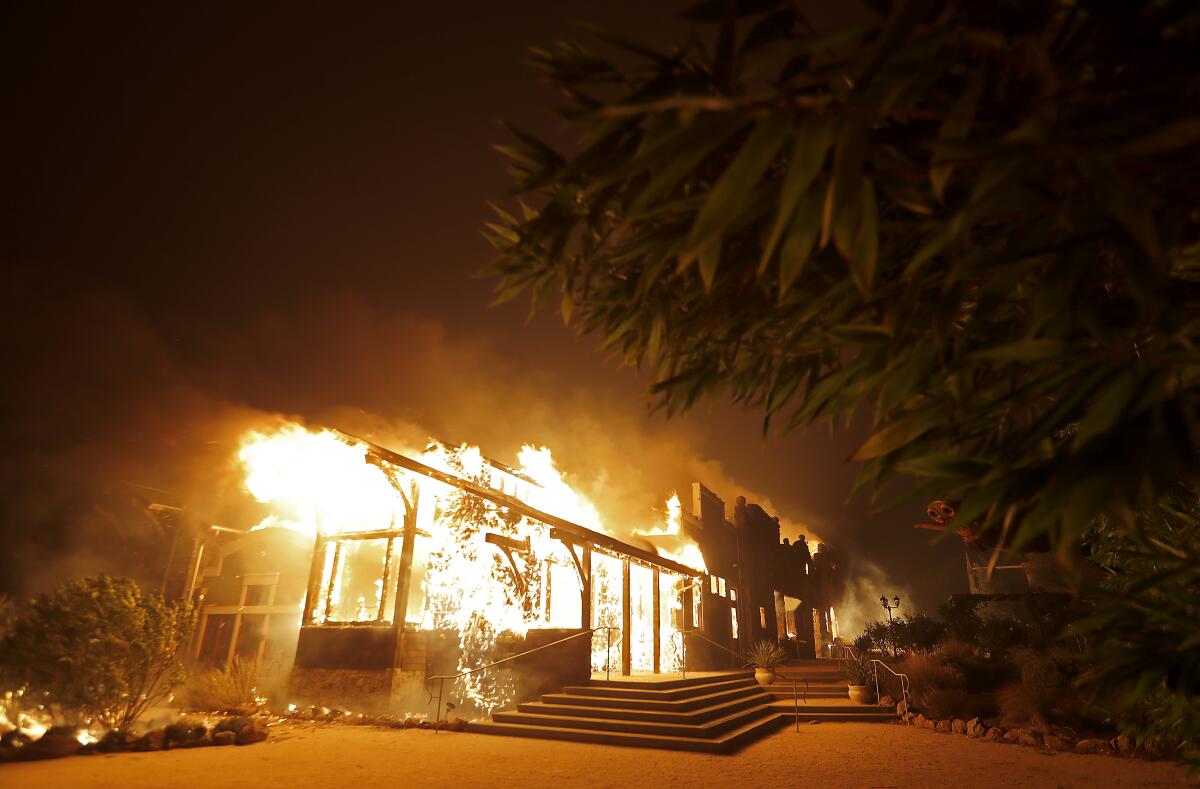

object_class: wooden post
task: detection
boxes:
[392,486,420,665]
[652,568,661,674]
[621,559,631,676]
[580,545,592,630]
[301,534,325,625]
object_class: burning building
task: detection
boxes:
[189,425,845,717]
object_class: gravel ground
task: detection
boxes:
[2,721,1193,788]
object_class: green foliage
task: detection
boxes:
[977,615,1027,656]
[863,612,946,655]
[937,598,982,643]
[744,639,787,669]
[489,0,1200,572]
[0,575,195,728]
[1073,485,1200,766]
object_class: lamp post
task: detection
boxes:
[879,595,901,656]
[879,594,900,622]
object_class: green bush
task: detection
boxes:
[0,575,195,728]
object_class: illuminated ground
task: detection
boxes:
[3,721,1191,788]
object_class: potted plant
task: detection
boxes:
[745,640,787,686]
[843,650,876,704]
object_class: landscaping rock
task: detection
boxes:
[136,728,165,752]
[1,729,33,752]
[165,722,209,749]
[441,717,466,733]
[20,728,82,761]
[935,720,951,733]
[235,721,268,746]
[1075,739,1108,754]
[879,695,895,708]
[951,719,966,735]
[1043,735,1072,751]
[402,717,420,729]
[1003,729,1022,744]
[1113,735,1134,756]
[984,727,1003,742]
[913,714,927,728]
[966,718,985,737]
[896,700,907,716]
[1016,728,1042,747]
[211,731,236,746]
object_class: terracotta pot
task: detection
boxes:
[754,668,778,686]
[847,684,875,705]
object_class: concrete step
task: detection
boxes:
[470,710,788,753]
[493,702,773,739]
[519,693,769,725]
[543,684,767,712]
[563,676,756,701]
[582,671,753,691]
[772,685,859,695]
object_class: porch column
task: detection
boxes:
[392,486,420,664]
[652,568,661,673]
[580,545,592,629]
[621,558,631,676]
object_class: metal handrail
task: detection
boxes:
[831,645,912,722]
[868,659,911,721]
[424,626,619,730]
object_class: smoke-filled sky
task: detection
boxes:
[1,2,966,625]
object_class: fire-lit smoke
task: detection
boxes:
[1,286,928,623]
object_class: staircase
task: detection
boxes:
[470,666,898,753]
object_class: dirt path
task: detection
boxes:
[2,722,1192,788]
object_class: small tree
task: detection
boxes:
[898,613,946,654]
[0,575,195,728]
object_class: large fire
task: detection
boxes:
[236,424,706,712]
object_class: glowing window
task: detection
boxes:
[710,575,718,594]
[729,587,736,602]
[718,577,727,597]
[692,584,702,628]
[730,605,739,639]
[759,607,767,629]
[805,563,809,575]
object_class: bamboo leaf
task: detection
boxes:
[852,177,879,294]
[852,408,943,460]
[931,70,984,201]
[687,113,792,255]
[820,117,868,249]
[778,188,822,298]
[758,114,834,273]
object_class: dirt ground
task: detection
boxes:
[2,721,1193,788]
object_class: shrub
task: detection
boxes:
[895,614,946,654]
[1012,649,1067,690]
[977,616,1027,656]
[997,681,1051,731]
[937,638,976,667]
[0,575,195,728]
[180,658,264,712]
[938,598,983,644]
[922,688,981,720]
[744,640,787,671]
[895,653,964,713]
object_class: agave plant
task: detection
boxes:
[745,639,788,670]
[843,651,875,686]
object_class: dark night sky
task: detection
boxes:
[1,2,965,620]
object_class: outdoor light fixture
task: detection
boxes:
[879,594,901,621]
